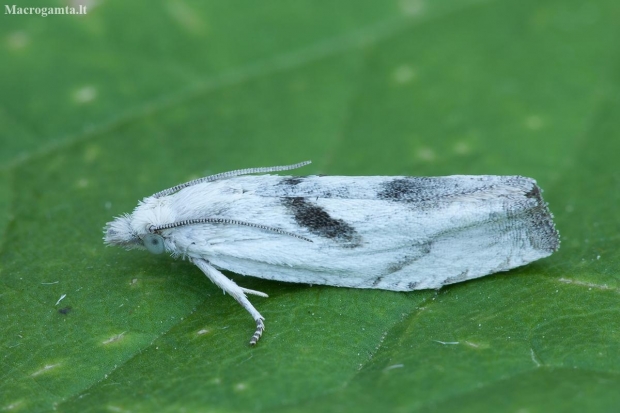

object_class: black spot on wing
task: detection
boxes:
[378,178,453,203]
[525,184,541,199]
[378,178,417,202]
[377,177,491,204]
[282,197,361,247]
[280,176,305,186]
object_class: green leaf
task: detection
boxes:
[1,0,619,412]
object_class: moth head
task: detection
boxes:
[103,214,142,249]
[104,214,167,254]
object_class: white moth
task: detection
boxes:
[104,161,559,345]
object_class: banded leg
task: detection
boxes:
[251,318,265,346]
[192,258,267,345]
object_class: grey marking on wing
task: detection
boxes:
[522,183,560,252]
[407,281,420,290]
[259,176,354,199]
[384,241,433,276]
[500,180,559,253]
[282,197,362,247]
[441,270,470,286]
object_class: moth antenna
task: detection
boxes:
[153,161,312,198]
[150,218,313,242]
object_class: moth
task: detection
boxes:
[104,161,559,345]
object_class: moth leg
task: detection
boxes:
[192,258,266,345]
[239,287,269,297]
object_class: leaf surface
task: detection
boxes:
[1,0,619,412]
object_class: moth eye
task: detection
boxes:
[143,234,165,254]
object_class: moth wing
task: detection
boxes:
[166,175,558,291]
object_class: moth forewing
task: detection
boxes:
[104,161,559,345]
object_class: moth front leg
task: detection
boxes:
[192,258,267,345]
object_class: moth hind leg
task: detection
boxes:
[192,258,267,346]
